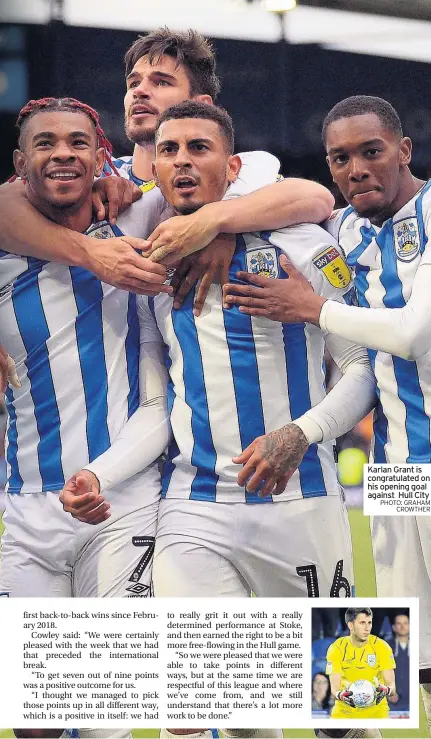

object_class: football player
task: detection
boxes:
[326,607,395,720]
[222,94,431,737]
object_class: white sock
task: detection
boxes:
[421,683,431,736]
[160,732,217,739]
[221,731,283,738]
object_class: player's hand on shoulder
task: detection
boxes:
[374,684,391,704]
[336,689,356,708]
[232,423,309,497]
[171,234,236,316]
[84,235,173,296]
[144,207,221,265]
[223,254,325,325]
[60,470,110,525]
[92,177,142,224]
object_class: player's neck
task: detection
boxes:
[349,634,369,648]
[370,171,425,226]
[27,190,93,233]
[132,141,155,181]
[397,635,409,645]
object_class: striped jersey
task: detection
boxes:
[137,224,353,504]
[327,181,431,463]
[0,203,157,494]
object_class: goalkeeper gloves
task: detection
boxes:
[336,689,356,708]
[375,685,391,704]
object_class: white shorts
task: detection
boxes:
[0,484,159,598]
[372,515,431,669]
[153,495,353,598]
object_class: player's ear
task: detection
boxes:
[227,154,241,184]
[94,147,105,177]
[193,94,213,106]
[13,149,27,180]
[399,136,412,166]
[152,162,160,188]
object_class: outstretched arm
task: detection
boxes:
[0,180,169,294]
[145,178,334,264]
[226,251,431,362]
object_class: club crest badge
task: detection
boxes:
[367,654,377,666]
[312,246,351,288]
[87,222,117,240]
[246,248,278,278]
[394,218,421,262]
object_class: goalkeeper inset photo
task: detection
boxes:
[311,605,410,721]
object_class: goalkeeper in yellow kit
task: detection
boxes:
[326,607,397,719]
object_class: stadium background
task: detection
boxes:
[0,0,429,735]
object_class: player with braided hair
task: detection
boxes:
[0,96,171,595]
[0,96,174,738]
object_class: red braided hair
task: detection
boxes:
[10,96,119,181]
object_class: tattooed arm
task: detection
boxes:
[232,424,309,497]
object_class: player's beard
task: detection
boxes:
[124,114,157,146]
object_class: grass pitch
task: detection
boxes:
[0,509,427,738]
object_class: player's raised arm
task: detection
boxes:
[145,177,334,264]
[0,180,171,294]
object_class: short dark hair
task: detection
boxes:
[124,28,220,99]
[156,100,235,154]
[322,95,403,145]
[345,607,373,626]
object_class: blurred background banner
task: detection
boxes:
[1,0,431,183]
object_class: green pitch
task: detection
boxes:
[0,509,427,738]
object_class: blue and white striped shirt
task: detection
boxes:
[327,180,431,463]
[138,224,353,503]
[0,221,141,493]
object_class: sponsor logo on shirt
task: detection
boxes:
[367,654,377,666]
[246,247,278,278]
[394,217,421,262]
[312,246,351,288]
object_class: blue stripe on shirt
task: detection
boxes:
[368,349,388,463]
[171,288,219,501]
[4,385,23,492]
[378,223,405,308]
[12,261,64,490]
[70,267,110,461]
[282,321,327,497]
[415,180,431,253]
[224,236,269,503]
[125,293,140,417]
[393,357,430,462]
